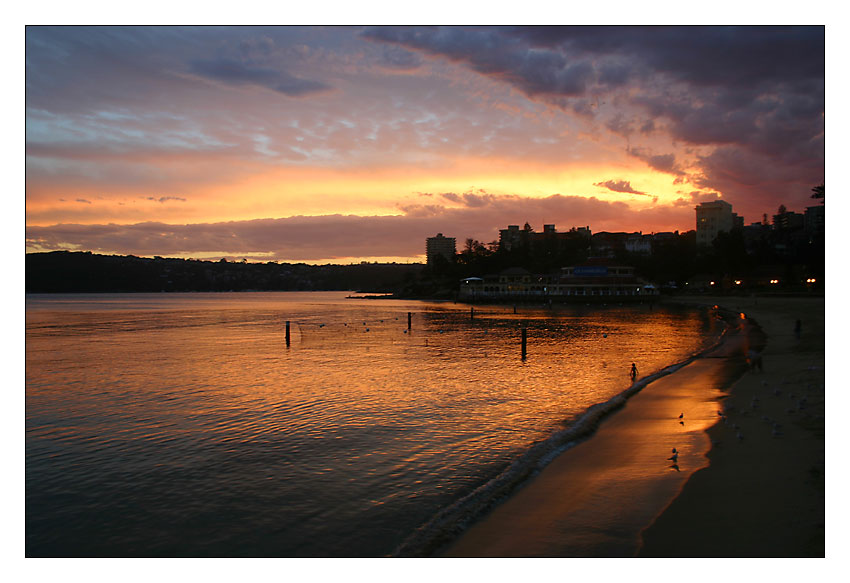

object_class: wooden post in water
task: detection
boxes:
[285,321,291,347]
[470,306,475,319]
[408,312,412,330]
[521,327,527,360]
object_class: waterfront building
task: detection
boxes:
[458,259,657,302]
[695,200,736,246]
[425,233,456,266]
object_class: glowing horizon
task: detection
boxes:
[25,25,824,263]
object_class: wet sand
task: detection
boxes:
[639,296,825,557]
[441,295,824,557]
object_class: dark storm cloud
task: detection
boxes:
[363,26,824,212]
[27,193,688,261]
[626,147,683,176]
[360,27,594,97]
[593,180,648,195]
[364,26,822,100]
[505,26,823,89]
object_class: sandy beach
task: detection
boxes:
[441,295,824,557]
[640,295,825,557]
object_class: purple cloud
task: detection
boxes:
[626,147,683,176]
[593,180,648,195]
[27,193,694,262]
[145,196,187,203]
[189,57,332,97]
[363,26,824,208]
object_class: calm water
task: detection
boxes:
[26,292,720,556]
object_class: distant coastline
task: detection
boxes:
[25,250,422,295]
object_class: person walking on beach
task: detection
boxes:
[747,349,763,372]
[630,362,638,382]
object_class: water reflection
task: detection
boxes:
[26,292,717,556]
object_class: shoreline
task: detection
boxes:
[392,303,741,557]
[638,295,825,557]
[438,295,823,557]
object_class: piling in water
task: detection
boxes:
[286,321,291,347]
[521,328,527,360]
[408,312,412,330]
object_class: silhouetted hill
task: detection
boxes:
[25,251,423,293]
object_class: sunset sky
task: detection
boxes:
[25,23,825,263]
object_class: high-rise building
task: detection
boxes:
[805,205,825,236]
[695,200,735,246]
[426,233,456,266]
[499,225,524,251]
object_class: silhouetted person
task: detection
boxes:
[630,362,637,382]
[747,349,763,372]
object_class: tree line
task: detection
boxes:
[25,252,422,294]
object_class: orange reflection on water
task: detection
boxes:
[26,293,723,556]
[443,355,738,557]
